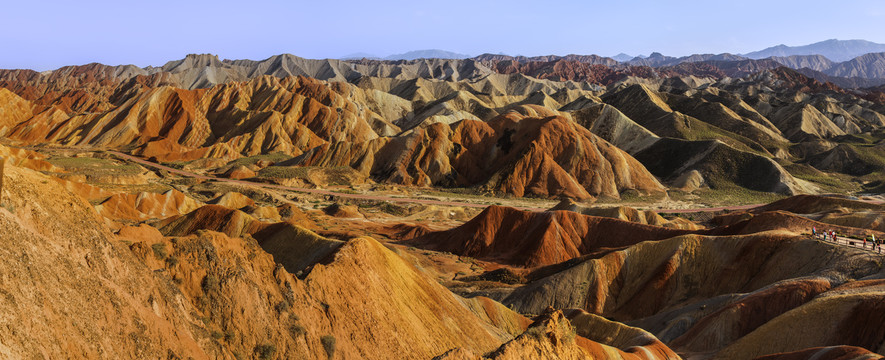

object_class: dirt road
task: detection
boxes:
[108,151,774,213]
[108,151,550,211]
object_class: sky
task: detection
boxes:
[2,0,884,70]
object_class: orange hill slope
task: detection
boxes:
[1,162,520,359]
[0,163,687,359]
[435,309,679,360]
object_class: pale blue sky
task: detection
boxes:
[2,0,884,70]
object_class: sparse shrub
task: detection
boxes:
[166,255,179,267]
[254,344,276,360]
[151,243,168,260]
[211,331,223,340]
[0,202,14,213]
[202,274,219,292]
[275,300,290,313]
[524,326,545,339]
[290,323,306,338]
[224,329,235,342]
[205,250,218,264]
[321,335,336,359]
[559,321,577,343]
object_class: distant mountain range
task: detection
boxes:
[333,40,885,83]
[742,39,885,62]
[342,49,471,61]
[611,53,635,62]
[4,39,885,94]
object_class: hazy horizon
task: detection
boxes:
[2,0,884,70]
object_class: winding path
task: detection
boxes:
[109,151,778,214]
[108,151,777,213]
[107,151,549,211]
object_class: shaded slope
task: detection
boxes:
[500,232,880,322]
[753,346,883,360]
[250,223,343,274]
[633,138,813,195]
[669,278,833,353]
[753,194,885,214]
[601,84,772,154]
[716,281,885,358]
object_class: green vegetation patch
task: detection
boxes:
[257,165,313,179]
[257,165,359,186]
[783,163,861,193]
[48,156,142,175]
[225,152,293,169]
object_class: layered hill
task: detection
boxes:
[2,53,885,199]
[290,105,665,199]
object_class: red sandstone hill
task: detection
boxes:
[410,205,696,267]
[409,204,868,269]
[3,75,390,162]
[293,105,665,199]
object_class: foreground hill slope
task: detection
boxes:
[0,164,520,358]
[0,163,214,358]
[0,163,692,359]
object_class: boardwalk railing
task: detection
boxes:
[812,231,883,254]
